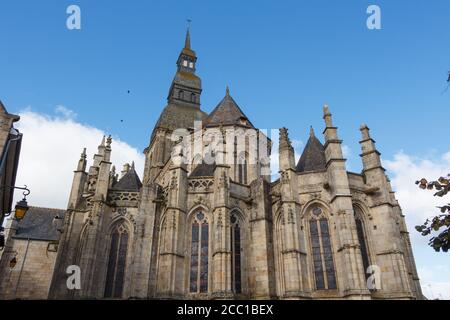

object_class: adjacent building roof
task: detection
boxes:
[112,167,143,191]
[296,129,326,172]
[13,207,66,241]
[204,88,254,128]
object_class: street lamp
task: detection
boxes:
[2,185,31,221]
[13,198,29,221]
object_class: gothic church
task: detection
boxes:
[1,29,423,300]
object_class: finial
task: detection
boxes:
[323,104,333,127]
[111,165,116,173]
[360,123,371,140]
[81,148,87,159]
[100,135,106,147]
[131,161,135,169]
[106,135,112,147]
[310,126,315,138]
[279,127,291,147]
[226,86,230,96]
[185,19,191,49]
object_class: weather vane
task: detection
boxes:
[187,19,192,29]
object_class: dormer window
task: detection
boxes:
[189,62,194,68]
[183,60,188,67]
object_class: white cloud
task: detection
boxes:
[418,265,450,300]
[14,107,145,209]
[384,151,450,238]
[384,151,450,300]
[55,105,77,120]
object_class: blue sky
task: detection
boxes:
[1,0,449,298]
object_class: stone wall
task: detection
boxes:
[0,239,57,299]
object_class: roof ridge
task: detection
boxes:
[28,206,66,211]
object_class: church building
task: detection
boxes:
[0,29,423,300]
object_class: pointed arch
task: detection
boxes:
[104,219,130,298]
[305,204,337,290]
[188,209,210,293]
[353,204,372,278]
[229,209,243,294]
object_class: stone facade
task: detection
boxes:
[1,30,424,300]
[0,207,65,299]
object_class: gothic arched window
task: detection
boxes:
[104,222,129,298]
[353,205,370,276]
[230,212,242,294]
[189,212,209,293]
[309,207,337,290]
[178,90,184,100]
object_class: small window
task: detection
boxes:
[183,60,188,67]
[189,62,194,68]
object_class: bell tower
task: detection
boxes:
[167,26,202,107]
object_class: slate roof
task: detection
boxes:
[296,133,327,172]
[189,162,216,177]
[204,91,254,128]
[151,103,208,140]
[112,168,143,191]
[13,207,66,241]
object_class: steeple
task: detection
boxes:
[166,26,202,107]
[184,26,191,49]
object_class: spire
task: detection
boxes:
[179,22,196,58]
[165,26,202,107]
[131,161,135,170]
[184,24,191,49]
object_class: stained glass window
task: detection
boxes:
[354,206,370,278]
[230,212,242,294]
[189,212,209,293]
[309,208,337,290]
[104,222,129,298]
